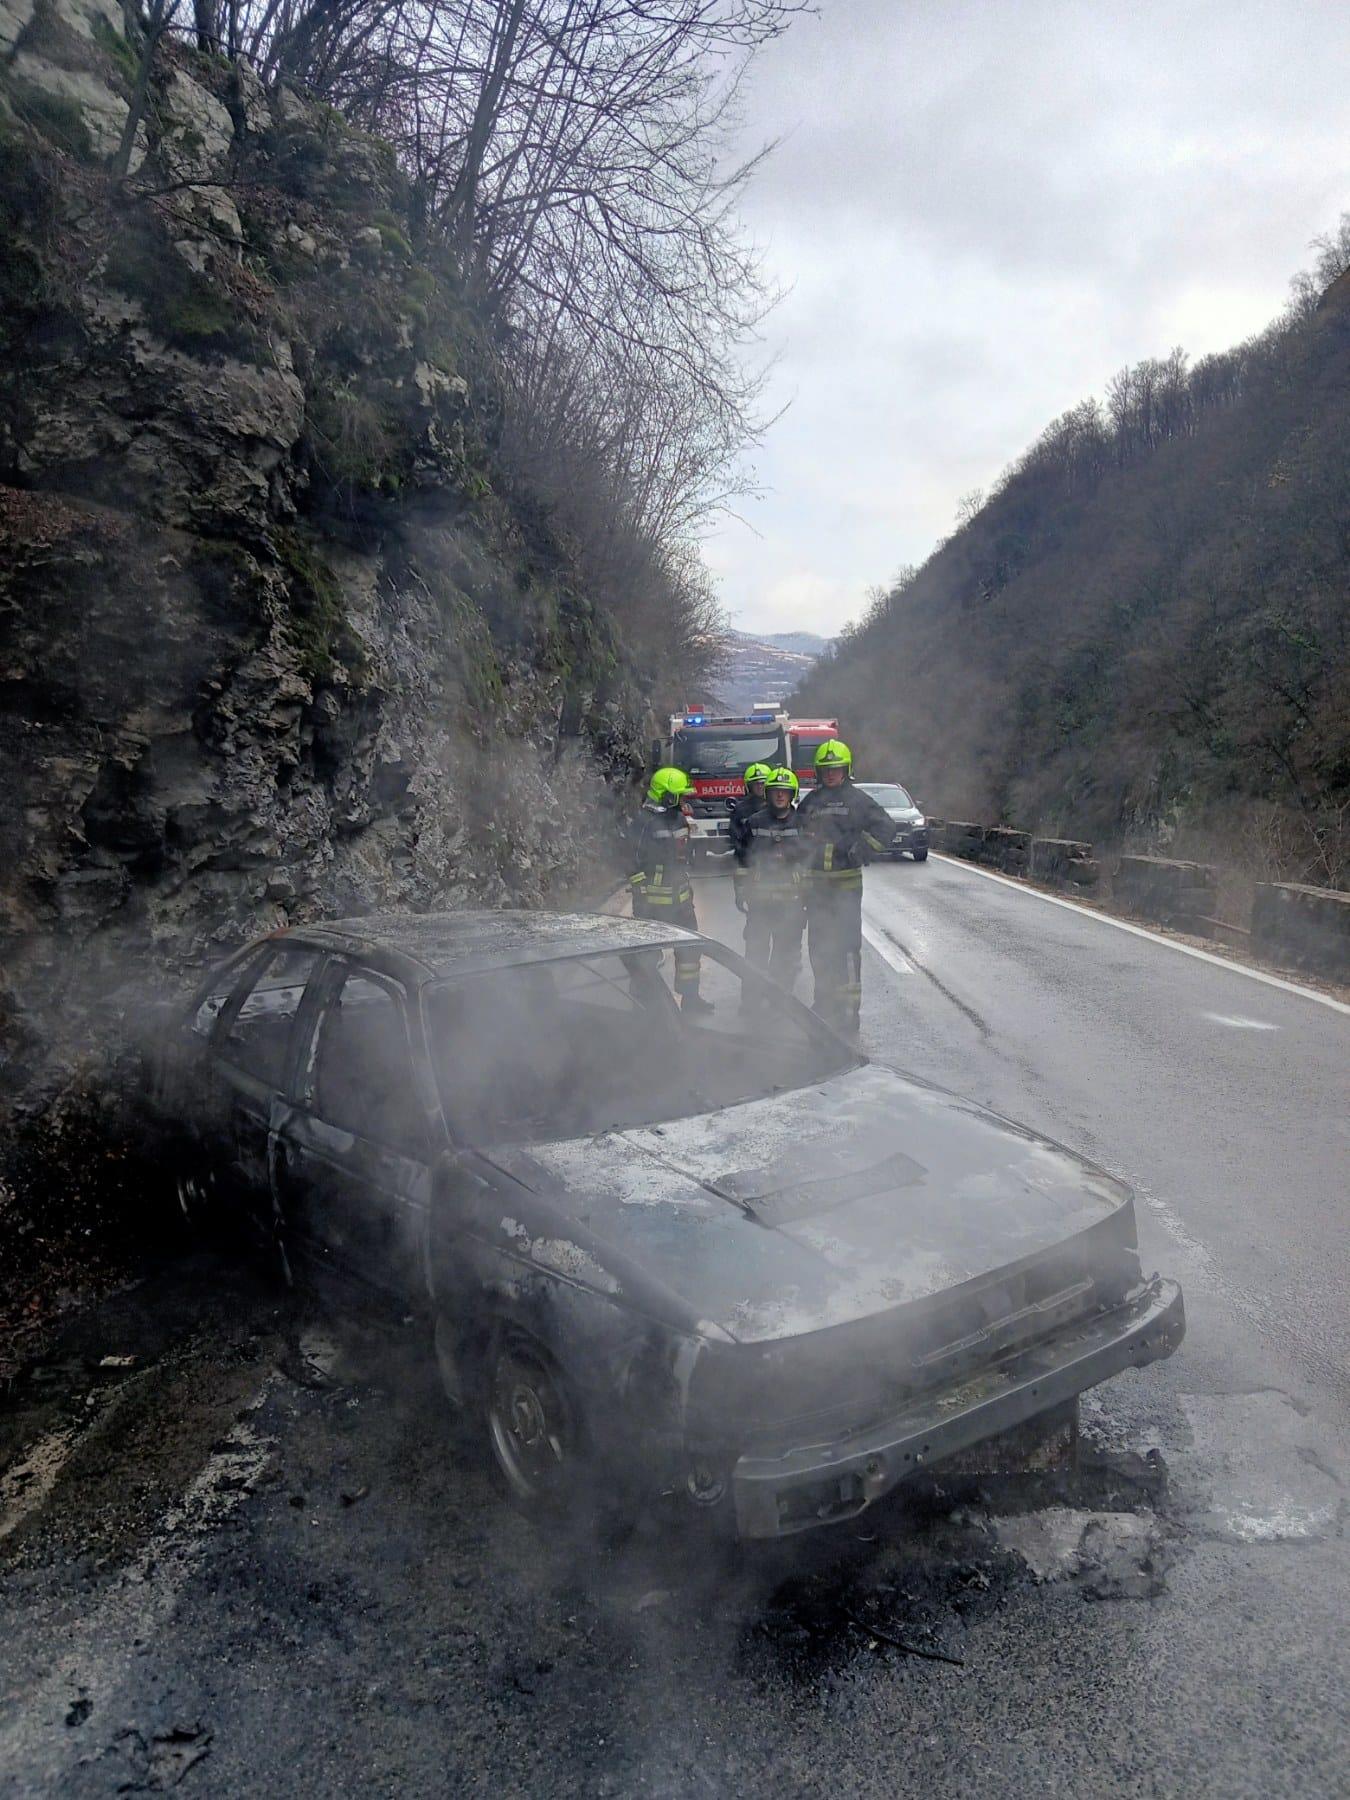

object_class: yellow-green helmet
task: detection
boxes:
[765,765,798,796]
[814,738,852,772]
[647,766,693,807]
[743,762,772,788]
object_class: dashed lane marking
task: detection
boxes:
[1203,1013,1280,1031]
[929,854,1350,1017]
[860,919,914,974]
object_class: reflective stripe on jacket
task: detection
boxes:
[796,780,894,877]
[629,801,693,904]
[743,804,808,899]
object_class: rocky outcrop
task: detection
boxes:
[0,15,650,1152]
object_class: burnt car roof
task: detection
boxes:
[279,909,697,983]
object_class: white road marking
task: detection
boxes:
[1203,1013,1279,1031]
[860,920,915,974]
[930,854,1350,1017]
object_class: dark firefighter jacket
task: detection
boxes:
[742,804,808,900]
[728,791,765,867]
[795,779,894,883]
[628,801,693,906]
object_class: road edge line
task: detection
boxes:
[930,853,1350,1017]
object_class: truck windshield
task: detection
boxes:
[424,946,858,1145]
[791,735,832,773]
[674,731,783,776]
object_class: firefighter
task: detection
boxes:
[741,766,807,994]
[795,739,894,1032]
[729,761,773,920]
[629,766,713,1013]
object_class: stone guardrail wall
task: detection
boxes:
[1251,881,1350,978]
[1113,855,1217,933]
[927,824,1348,979]
[926,821,1099,890]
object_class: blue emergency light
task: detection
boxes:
[683,713,707,725]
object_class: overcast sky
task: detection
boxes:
[704,0,1350,636]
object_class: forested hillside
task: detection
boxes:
[797,227,1350,885]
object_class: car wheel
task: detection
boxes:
[913,848,928,862]
[175,1167,217,1227]
[486,1334,583,1510]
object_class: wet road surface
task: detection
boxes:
[1,857,1346,1796]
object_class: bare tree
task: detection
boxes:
[114,0,185,179]
[132,0,805,686]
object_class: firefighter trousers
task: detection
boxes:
[632,889,703,998]
[743,897,805,994]
[805,878,863,1029]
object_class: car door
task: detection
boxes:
[207,943,325,1223]
[272,962,436,1297]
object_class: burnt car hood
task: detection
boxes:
[486,1064,1129,1344]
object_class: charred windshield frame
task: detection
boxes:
[420,942,862,1146]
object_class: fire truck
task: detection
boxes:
[666,707,840,867]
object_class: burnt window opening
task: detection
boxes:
[310,970,426,1154]
[219,946,323,1088]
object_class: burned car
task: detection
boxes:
[151,911,1183,1538]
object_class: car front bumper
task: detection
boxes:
[731,1275,1184,1538]
[891,825,929,853]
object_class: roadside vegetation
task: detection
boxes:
[131,0,810,699]
[798,221,1350,889]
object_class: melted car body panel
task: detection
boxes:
[491,1064,1128,1343]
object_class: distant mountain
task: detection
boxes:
[757,631,831,658]
[712,630,832,712]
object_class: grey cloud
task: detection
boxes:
[713,0,1350,633]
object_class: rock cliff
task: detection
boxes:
[0,8,651,1168]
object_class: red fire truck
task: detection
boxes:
[666,708,839,867]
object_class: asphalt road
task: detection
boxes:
[1,857,1346,1797]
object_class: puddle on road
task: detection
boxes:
[1082,1385,1344,1548]
[1173,1391,1344,1545]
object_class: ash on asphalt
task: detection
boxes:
[0,1250,1175,1693]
